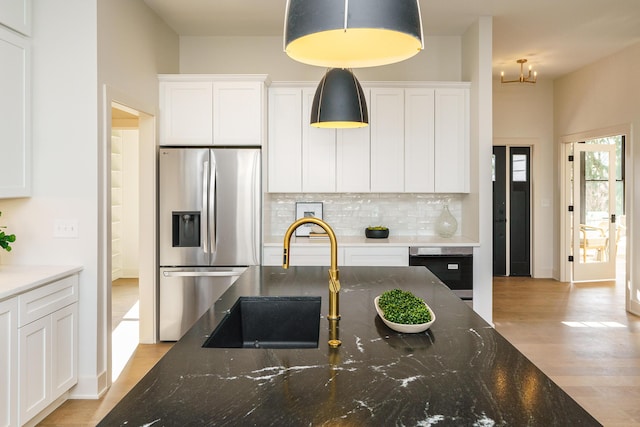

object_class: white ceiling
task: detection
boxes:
[142,0,640,79]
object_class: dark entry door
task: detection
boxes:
[509,147,531,276]
[493,146,531,277]
[493,146,507,275]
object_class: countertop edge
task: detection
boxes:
[0,265,84,301]
[263,235,480,247]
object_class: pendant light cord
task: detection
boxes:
[343,0,349,31]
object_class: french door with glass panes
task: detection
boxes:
[571,143,616,281]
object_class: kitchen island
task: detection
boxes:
[99,266,600,426]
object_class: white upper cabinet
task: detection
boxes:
[268,87,303,192]
[302,88,336,192]
[336,124,370,192]
[405,88,435,192]
[405,86,470,193]
[159,75,267,147]
[434,88,469,193]
[268,85,371,193]
[0,27,30,198]
[160,81,213,146]
[267,82,469,194]
[0,0,31,35]
[213,81,264,146]
[370,88,405,192]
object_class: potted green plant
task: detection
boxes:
[0,211,16,252]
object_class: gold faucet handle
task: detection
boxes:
[329,271,340,293]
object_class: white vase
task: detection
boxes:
[436,204,457,238]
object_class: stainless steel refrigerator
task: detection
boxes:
[158,147,261,341]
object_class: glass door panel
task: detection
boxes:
[572,143,616,281]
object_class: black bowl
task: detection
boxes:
[365,228,389,238]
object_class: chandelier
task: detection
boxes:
[501,59,537,84]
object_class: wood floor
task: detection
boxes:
[493,275,640,426]
[38,275,639,426]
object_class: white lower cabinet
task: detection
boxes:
[0,298,18,427]
[19,315,50,423]
[263,245,408,267]
[17,274,78,426]
[343,246,408,266]
[263,245,337,267]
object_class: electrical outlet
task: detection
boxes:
[54,219,79,238]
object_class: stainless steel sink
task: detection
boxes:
[202,296,322,349]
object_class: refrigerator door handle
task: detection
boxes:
[210,153,217,256]
[202,160,210,254]
[162,271,242,278]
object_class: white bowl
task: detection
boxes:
[374,295,436,333]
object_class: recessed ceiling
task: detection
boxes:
[143,0,640,79]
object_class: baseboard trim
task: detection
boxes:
[69,370,109,399]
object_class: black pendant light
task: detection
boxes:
[284,0,424,68]
[310,68,368,129]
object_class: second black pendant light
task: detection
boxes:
[310,68,368,129]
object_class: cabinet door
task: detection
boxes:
[302,88,336,192]
[370,88,404,192]
[343,246,409,266]
[0,299,18,427]
[336,89,371,193]
[263,245,338,266]
[405,89,435,193]
[0,27,30,198]
[19,315,51,424]
[51,304,77,398]
[434,88,469,193]
[0,0,31,35]
[213,81,263,146]
[160,81,213,146]
[268,88,303,192]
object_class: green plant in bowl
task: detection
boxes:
[365,225,389,238]
[375,289,435,333]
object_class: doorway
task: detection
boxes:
[493,146,532,277]
[111,106,141,380]
[103,89,157,389]
[565,136,625,282]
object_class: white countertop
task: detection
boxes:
[0,265,83,301]
[263,235,479,247]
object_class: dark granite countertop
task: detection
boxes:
[99,266,601,426]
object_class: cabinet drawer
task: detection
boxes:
[18,275,79,327]
[263,246,342,267]
[343,247,408,266]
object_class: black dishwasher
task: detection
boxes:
[409,247,473,300]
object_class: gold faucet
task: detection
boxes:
[283,217,341,347]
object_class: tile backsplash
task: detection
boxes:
[265,193,462,237]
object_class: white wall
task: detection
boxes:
[0,0,101,398]
[461,16,493,323]
[95,0,178,396]
[180,35,462,82]
[493,79,555,278]
[554,41,640,313]
[0,0,179,400]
